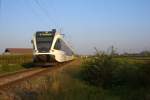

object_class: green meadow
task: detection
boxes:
[0,55,32,74]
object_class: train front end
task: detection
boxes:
[31,29,56,63]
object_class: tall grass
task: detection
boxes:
[0,55,33,74]
[0,54,32,64]
[1,54,150,100]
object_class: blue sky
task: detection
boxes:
[0,0,150,54]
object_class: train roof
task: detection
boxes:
[36,29,56,36]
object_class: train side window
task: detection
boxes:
[54,39,61,50]
[60,39,73,56]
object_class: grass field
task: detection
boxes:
[0,55,150,100]
[0,54,33,74]
[114,56,150,64]
[0,60,106,100]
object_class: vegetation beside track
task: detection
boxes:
[0,55,32,74]
[1,56,150,100]
[0,54,150,100]
[0,60,103,100]
[79,54,150,100]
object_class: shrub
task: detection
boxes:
[81,53,117,88]
[80,53,150,89]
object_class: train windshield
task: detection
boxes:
[36,32,54,52]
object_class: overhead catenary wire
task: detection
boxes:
[33,0,60,29]
[34,0,51,19]
[24,0,49,26]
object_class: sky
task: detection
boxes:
[0,0,150,54]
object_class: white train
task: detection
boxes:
[31,29,74,63]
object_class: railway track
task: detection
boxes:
[0,68,47,87]
[0,62,71,89]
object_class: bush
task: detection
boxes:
[81,53,117,88]
[80,53,150,89]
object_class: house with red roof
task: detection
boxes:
[4,48,33,55]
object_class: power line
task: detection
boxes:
[34,0,56,25]
[33,0,63,30]
[34,0,50,19]
[24,0,48,25]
